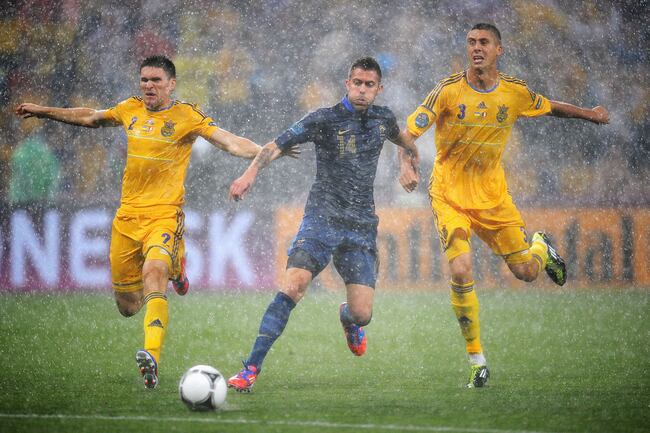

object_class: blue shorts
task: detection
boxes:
[287,216,379,288]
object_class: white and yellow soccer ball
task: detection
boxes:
[179,365,227,411]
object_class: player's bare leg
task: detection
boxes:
[115,291,143,317]
[340,284,373,356]
[448,236,489,388]
[508,260,540,282]
[507,232,566,286]
[280,267,313,303]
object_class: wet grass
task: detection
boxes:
[0,289,648,433]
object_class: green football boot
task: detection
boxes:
[532,232,567,286]
[467,364,490,388]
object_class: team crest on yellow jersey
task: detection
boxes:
[496,105,509,123]
[415,112,429,128]
[161,121,176,137]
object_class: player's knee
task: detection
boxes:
[284,274,310,295]
[114,291,143,317]
[448,245,473,283]
[282,269,312,302]
[509,263,537,282]
[116,301,140,317]
[449,259,473,283]
[514,271,536,282]
[506,251,538,282]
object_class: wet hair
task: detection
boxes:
[349,57,382,81]
[471,23,502,44]
[140,55,176,79]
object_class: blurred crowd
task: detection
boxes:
[1,0,648,215]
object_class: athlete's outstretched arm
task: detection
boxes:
[549,101,609,124]
[14,103,118,128]
[208,128,263,159]
[394,129,420,193]
[229,140,285,201]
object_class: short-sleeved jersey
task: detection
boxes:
[406,71,551,210]
[104,97,219,213]
[276,96,400,226]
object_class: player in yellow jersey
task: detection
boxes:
[14,55,292,389]
[397,24,609,388]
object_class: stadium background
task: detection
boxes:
[1,0,648,292]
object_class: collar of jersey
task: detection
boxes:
[465,72,500,94]
[341,96,356,113]
[146,100,175,112]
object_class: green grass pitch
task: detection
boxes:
[0,290,648,433]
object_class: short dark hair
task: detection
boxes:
[471,23,501,43]
[140,55,176,78]
[349,57,382,81]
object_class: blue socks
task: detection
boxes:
[340,303,372,327]
[339,303,355,328]
[246,292,296,370]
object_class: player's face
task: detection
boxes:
[345,68,383,111]
[466,29,503,71]
[140,66,176,110]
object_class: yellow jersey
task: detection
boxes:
[104,97,219,213]
[406,71,551,209]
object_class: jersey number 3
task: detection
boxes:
[457,104,466,120]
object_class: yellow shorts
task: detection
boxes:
[110,207,185,293]
[431,192,530,264]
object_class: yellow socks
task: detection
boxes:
[530,237,549,272]
[450,281,482,355]
[143,292,168,363]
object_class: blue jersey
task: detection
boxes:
[276,96,400,226]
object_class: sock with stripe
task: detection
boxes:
[143,291,168,363]
[450,281,483,357]
[530,237,549,274]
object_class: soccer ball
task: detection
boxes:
[179,365,227,411]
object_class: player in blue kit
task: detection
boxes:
[227,57,419,392]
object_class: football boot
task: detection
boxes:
[339,302,367,356]
[532,232,567,286]
[466,364,490,388]
[171,256,189,296]
[135,349,159,390]
[227,363,258,393]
